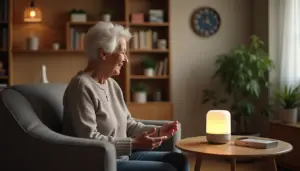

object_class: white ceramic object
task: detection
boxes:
[70,13,87,22]
[41,64,49,83]
[144,68,154,76]
[27,35,39,51]
[102,14,111,22]
[280,108,298,124]
[52,43,60,51]
[134,92,147,103]
[157,39,167,49]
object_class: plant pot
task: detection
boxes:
[70,13,87,22]
[280,108,298,124]
[102,14,111,22]
[26,36,39,51]
[133,92,147,103]
[144,68,154,76]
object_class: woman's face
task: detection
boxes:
[102,38,128,76]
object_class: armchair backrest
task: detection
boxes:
[1,83,67,133]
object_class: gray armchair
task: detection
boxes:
[0,83,181,171]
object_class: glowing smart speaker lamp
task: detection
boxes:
[206,110,231,144]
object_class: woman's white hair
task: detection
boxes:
[84,21,132,60]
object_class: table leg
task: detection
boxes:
[267,157,277,171]
[231,157,236,171]
[194,155,202,171]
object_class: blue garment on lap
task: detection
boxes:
[117,151,189,171]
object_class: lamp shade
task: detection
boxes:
[206,110,231,144]
[24,1,42,22]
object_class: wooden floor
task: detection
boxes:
[188,155,266,171]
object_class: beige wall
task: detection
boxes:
[170,0,254,138]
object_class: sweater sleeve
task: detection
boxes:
[111,78,160,137]
[68,83,132,156]
[126,107,160,137]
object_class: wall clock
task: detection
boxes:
[190,7,221,37]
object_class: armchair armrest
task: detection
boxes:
[27,125,116,171]
[137,119,181,152]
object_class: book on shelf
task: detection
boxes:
[131,29,158,50]
[154,58,168,76]
[0,0,8,21]
[69,28,85,50]
[0,27,8,49]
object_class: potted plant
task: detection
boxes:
[132,83,147,103]
[202,35,275,135]
[69,9,87,22]
[102,10,113,22]
[141,57,156,77]
[274,84,300,124]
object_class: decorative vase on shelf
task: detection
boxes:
[26,34,39,51]
[144,68,154,77]
[134,92,147,103]
[41,64,49,83]
[102,13,111,22]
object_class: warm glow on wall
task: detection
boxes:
[24,1,42,22]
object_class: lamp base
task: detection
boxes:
[206,133,231,144]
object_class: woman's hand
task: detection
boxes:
[159,121,179,138]
[132,128,168,150]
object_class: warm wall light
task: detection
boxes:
[206,110,231,144]
[24,0,42,22]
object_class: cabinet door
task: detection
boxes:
[269,122,300,170]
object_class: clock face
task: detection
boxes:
[191,7,221,37]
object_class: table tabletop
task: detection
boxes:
[175,136,293,157]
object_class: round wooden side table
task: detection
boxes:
[175,136,293,171]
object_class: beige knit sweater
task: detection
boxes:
[62,72,157,156]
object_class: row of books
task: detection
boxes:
[0,27,8,49]
[69,28,85,50]
[0,0,8,21]
[154,58,168,76]
[131,29,159,50]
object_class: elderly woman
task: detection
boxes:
[62,21,189,171]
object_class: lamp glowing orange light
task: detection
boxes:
[206,110,231,144]
[24,1,42,22]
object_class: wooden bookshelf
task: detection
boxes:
[12,0,172,121]
[0,0,12,88]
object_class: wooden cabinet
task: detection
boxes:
[128,102,172,120]
[268,121,300,170]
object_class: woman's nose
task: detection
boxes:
[124,55,129,63]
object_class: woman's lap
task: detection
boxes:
[117,151,189,171]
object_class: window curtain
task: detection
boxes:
[278,0,300,89]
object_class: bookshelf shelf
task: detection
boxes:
[131,75,169,79]
[0,49,8,52]
[0,21,8,24]
[129,22,169,27]
[68,21,126,26]
[13,49,85,53]
[129,49,169,53]
[0,76,8,79]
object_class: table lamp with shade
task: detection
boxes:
[206,110,231,144]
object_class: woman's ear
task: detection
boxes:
[99,48,107,60]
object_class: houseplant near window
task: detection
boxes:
[132,83,147,103]
[141,58,156,77]
[274,84,300,124]
[202,35,275,135]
